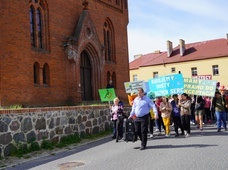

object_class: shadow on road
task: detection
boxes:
[146,143,217,150]
[5,137,113,170]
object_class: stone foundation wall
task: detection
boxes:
[0,106,131,157]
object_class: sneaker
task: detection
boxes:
[165,134,170,137]
[200,128,203,131]
[184,131,187,135]
[175,133,179,137]
[185,133,190,137]
[217,128,221,132]
[158,132,161,136]
[190,121,195,125]
[155,129,159,132]
[149,134,154,138]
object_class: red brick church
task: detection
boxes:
[0,0,130,107]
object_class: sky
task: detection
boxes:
[127,0,228,62]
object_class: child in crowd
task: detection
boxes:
[155,97,166,135]
[149,108,155,138]
[204,96,212,123]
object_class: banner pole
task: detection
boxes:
[108,101,112,117]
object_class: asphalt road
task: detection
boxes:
[4,123,228,170]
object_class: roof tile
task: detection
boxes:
[130,38,228,69]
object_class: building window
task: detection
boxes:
[212,65,219,75]
[29,7,35,47]
[34,62,40,84]
[153,72,158,78]
[124,0,128,9]
[107,71,112,84]
[133,74,138,81]
[171,67,176,73]
[36,8,43,48]
[116,0,120,5]
[43,63,50,85]
[103,18,115,62]
[29,0,48,50]
[107,71,111,85]
[191,67,197,76]
[112,71,116,88]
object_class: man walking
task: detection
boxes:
[212,91,227,132]
[129,88,158,150]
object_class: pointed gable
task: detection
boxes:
[74,10,102,50]
[65,10,103,62]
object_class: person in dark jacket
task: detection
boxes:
[106,80,114,89]
[171,94,184,137]
[211,91,227,132]
[195,96,205,130]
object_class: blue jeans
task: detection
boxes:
[215,111,227,129]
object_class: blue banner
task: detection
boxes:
[148,74,184,97]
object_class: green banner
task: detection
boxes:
[98,88,116,102]
[183,78,217,97]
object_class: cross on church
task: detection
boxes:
[82,0,89,10]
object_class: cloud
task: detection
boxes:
[127,0,228,62]
[128,29,169,62]
[152,0,228,21]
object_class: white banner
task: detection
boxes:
[124,80,147,93]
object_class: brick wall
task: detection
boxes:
[0,0,129,107]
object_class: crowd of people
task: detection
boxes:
[109,87,228,150]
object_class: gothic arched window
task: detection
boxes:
[29,6,35,47]
[103,19,115,62]
[43,63,50,85]
[29,0,49,50]
[33,62,40,84]
[36,8,42,48]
